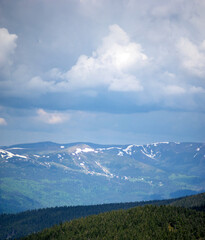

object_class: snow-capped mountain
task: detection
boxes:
[0,141,204,213]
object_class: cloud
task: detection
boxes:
[0,25,146,96]
[189,86,205,94]
[27,76,55,94]
[59,24,147,92]
[36,109,69,124]
[0,117,7,126]
[0,28,17,69]
[162,85,186,95]
[177,37,205,77]
[0,2,204,114]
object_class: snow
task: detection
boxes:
[0,149,15,159]
[141,150,156,159]
[122,176,128,180]
[118,151,124,156]
[75,147,98,154]
[151,142,169,147]
[141,146,156,159]
[97,147,121,151]
[123,145,133,155]
[0,149,27,159]
[106,147,121,150]
[194,148,201,158]
[44,162,51,168]
[15,154,27,159]
[95,161,111,175]
[84,148,96,153]
[7,147,24,150]
[75,148,82,154]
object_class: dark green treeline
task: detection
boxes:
[22,205,205,240]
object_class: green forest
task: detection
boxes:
[22,205,205,240]
[0,192,204,239]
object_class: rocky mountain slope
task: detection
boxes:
[0,141,205,213]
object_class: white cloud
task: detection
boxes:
[108,74,143,92]
[0,20,203,112]
[163,85,186,95]
[177,37,205,77]
[189,86,205,94]
[36,109,69,124]
[0,25,147,96]
[27,76,55,93]
[0,117,7,126]
[0,28,17,68]
[61,24,148,92]
[48,68,64,80]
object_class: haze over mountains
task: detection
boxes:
[0,141,205,213]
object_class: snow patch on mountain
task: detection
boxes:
[97,147,122,152]
[95,161,113,177]
[150,142,170,147]
[118,151,124,156]
[141,146,156,159]
[123,145,133,155]
[7,147,25,150]
[0,149,27,159]
[75,147,98,154]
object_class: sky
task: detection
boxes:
[0,0,205,146]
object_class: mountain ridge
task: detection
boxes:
[0,141,205,213]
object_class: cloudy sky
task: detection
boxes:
[0,0,205,146]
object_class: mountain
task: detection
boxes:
[0,141,205,213]
[1,193,204,240]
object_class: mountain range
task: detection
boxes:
[0,141,205,213]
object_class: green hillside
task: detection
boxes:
[22,205,205,240]
[170,192,205,209]
[0,198,177,240]
[1,193,204,240]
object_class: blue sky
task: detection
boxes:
[0,0,205,146]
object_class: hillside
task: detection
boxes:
[1,141,205,213]
[1,193,204,240]
[21,205,205,240]
[171,192,205,209]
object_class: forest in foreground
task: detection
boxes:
[0,192,204,239]
[22,205,205,240]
